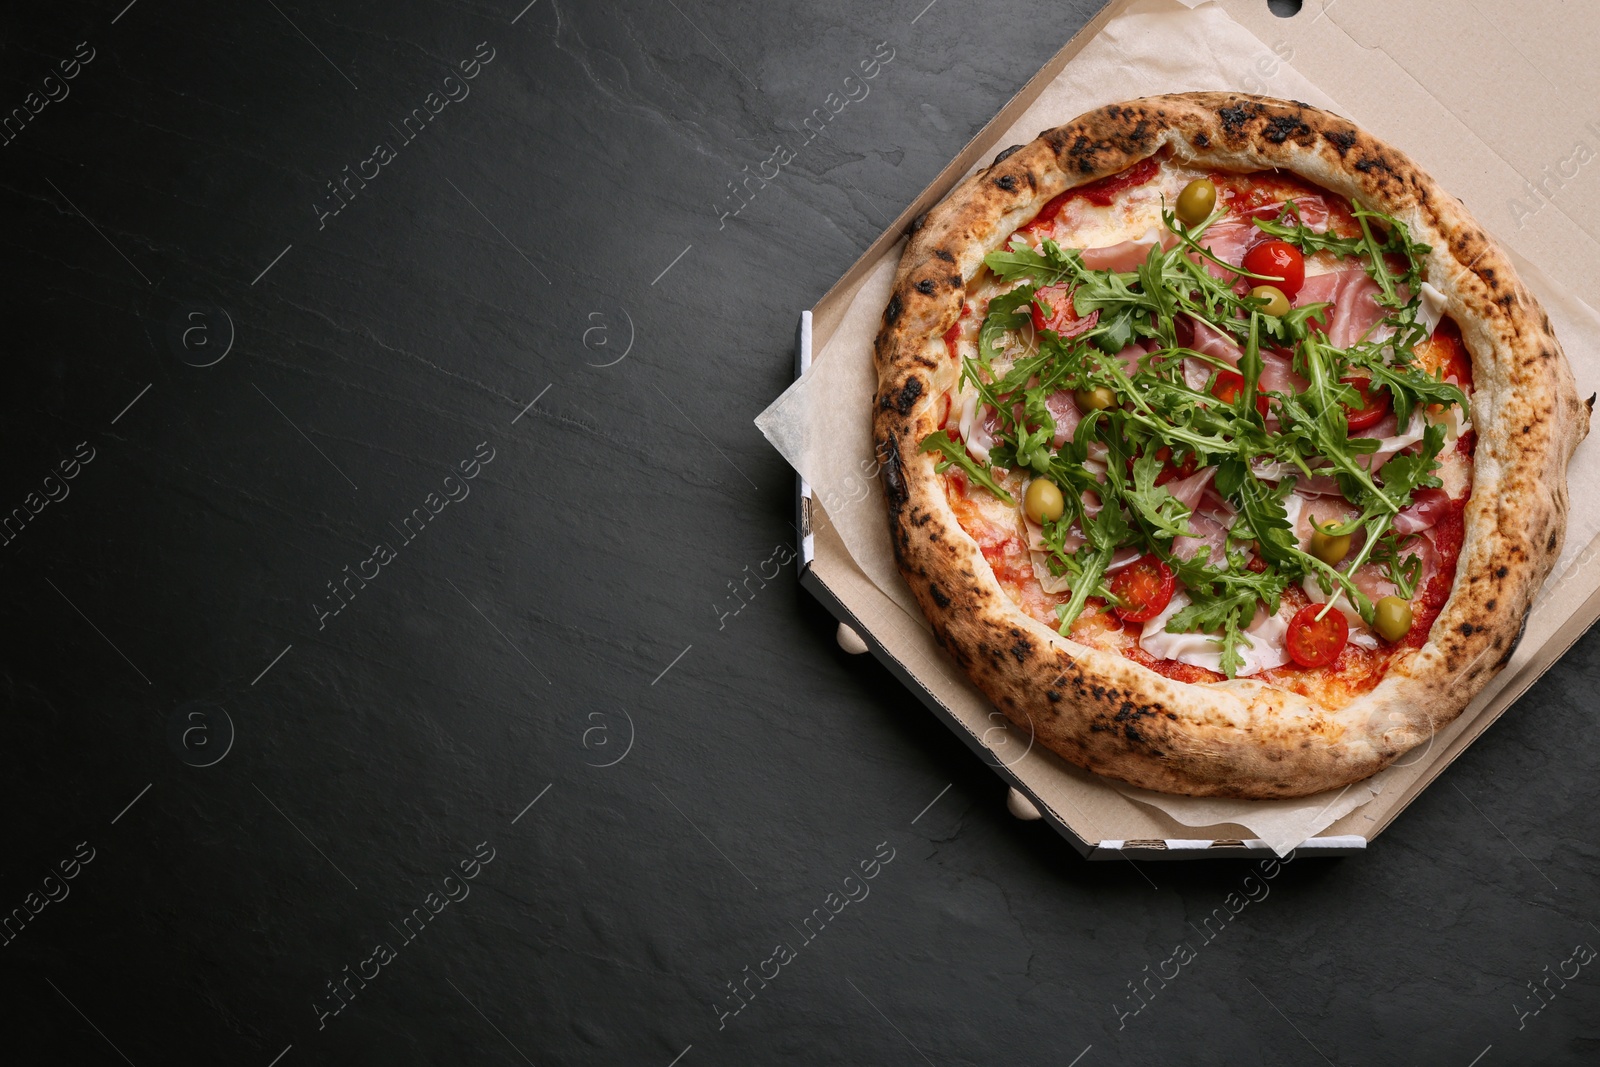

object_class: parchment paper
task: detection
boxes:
[756,0,1600,854]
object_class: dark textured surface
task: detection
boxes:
[3,1,1597,1064]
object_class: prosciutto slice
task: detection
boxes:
[1258,350,1307,396]
[1081,227,1176,272]
[1296,268,1387,347]
[1187,318,1244,368]
[1044,390,1083,447]
[1393,487,1452,537]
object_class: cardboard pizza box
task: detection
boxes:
[785,0,1600,858]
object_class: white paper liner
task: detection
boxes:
[755,0,1600,853]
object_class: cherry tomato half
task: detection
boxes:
[1031,283,1099,338]
[1286,603,1349,668]
[1212,371,1270,418]
[1110,555,1176,623]
[1241,239,1306,296]
[1340,375,1390,431]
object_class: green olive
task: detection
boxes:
[1024,478,1065,524]
[1308,519,1351,566]
[1373,595,1414,643]
[1175,178,1217,226]
[1250,284,1291,317]
[1074,386,1117,411]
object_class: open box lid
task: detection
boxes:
[782,0,1600,857]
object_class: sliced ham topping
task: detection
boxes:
[1393,487,1452,537]
[1297,268,1387,347]
[1187,318,1244,368]
[1080,227,1175,272]
[1043,390,1083,447]
[1285,493,1360,552]
[1195,217,1258,277]
[1164,466,1216,512]
[1110,340,1148,377]
[1173,508,1230,563]
[1364,409,1429,473]
[1258,350,1307,396]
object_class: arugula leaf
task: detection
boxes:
[1124,449,1194,540]
[979,284,1038,357]
[1054,544,1115,636]
[918,430,1014,505]
[1370,532,1425,600]
[1352,358,1468,427]
[984,237,1077,285]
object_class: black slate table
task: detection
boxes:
[5,1,1598,1064]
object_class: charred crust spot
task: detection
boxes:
[1481,268,1498,289]
[885,293,904,324]
[1009,633,1033,663]
[910,509,932,527]
[1459,623,1475,636]
[1354,156,1389,174]
[915,279,936,295]
[909,211,928,235]
[1586,393,1596,414]
[948,274,963,289]
[880,438,906,514]
[928,583,950,608]
[993,144,1025,164]
[1218,104,1258,136]
[1496,566,1510,578]
[1046,690,1061,704]
[1548,530,1559,551]
[1193,131,1210,147]
[1499,293,1517,311]
[893,376,924,415]
[1325,129,1357,155]
[1485,599,1497,610]
[933,248,955,264]
[994,174,1018,192]
[1263,115,1311,144]
[1522,424,1532,435]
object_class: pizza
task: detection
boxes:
[872,94,1589,799]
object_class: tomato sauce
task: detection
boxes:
[942,303,971,362]
[1024,156,1162,237]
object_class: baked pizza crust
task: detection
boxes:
[872,93,1590,799]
